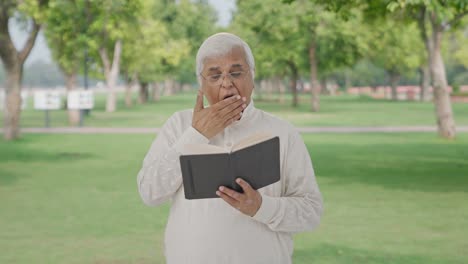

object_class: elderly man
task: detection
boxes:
[137,32,323,264]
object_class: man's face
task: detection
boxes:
[200,47,254,107]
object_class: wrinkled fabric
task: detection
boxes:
[137,100,323,264]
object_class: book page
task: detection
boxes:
[181,144,228,155]
[232,131,275,152]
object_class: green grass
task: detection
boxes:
[4,91,468,128]
[1,133,467,263]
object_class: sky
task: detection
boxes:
[9,0,235,66]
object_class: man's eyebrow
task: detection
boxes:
[207,66,220,72]
[231,64,243,68]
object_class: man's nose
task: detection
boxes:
[221,73,234,87]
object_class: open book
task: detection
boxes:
[179,132,280,199]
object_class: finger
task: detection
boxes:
[223,114,241,127]
[236,178,255,195]
[194,90,204,111]
[218,186,245,202]
[216,190,240,209]
[215,95,243,111]
[222,102,246,121]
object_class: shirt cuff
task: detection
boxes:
[174,126,209,153]
[252,193,279,224]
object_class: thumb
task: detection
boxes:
[194,89,204,111]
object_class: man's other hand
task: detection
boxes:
[216,178,262,217]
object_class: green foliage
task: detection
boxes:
[231,0,367,80]
[120,0,189,83]
[155,0,218,83]
[44,0,87,75]
[367,19,423,77]
[119,0,218,84]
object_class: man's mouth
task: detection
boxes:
[223,94,237,100]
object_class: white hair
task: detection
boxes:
[196,32,255,84]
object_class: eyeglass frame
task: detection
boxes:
[199,67,252,86]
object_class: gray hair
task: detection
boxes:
[196,32,255,84]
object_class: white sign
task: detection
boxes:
[21,91,28,110]
[34,90,62,110]
[1,90,29,110]
[68,90,94,110]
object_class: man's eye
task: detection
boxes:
[230,72,242,78]
[209,74,222,80]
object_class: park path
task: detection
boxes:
[9,126,468,134]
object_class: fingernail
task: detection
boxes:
[242,97,246,102]
[236,179,241,183]
[242,104,246,108]
[216,191,220,196]
[236,95,241,99]
[219,186,224,191]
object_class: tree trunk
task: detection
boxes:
[288,61,298,107]
[430,26,456,139]
[320,79,327,95]
[164,78,174,96]
[273,77,281,102]
[419,64,431,101]
[344,69,351,92]
[417,7,433,103]
[3,65,22,140]
[389,71,400,101]
[309,41,320,112]
[124,78,133,108]
[152,82,160,102]
[0,14,40,140]
[123,72,135,108]
[174,81,181,94]
[64,72,80,126]
[260,79,267,100]
[278,77,286,104]
[139,82,149,104]
[99,40,122,113]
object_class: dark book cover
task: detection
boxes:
[179,136,280,199]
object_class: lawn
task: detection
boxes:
[4,90,468,128]
[1,133,467,263]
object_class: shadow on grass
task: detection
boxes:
[0,145,95,163]
[0,168,19,185]
[310,138,468,193]
[0,137,95,186]
[293,243,459,264]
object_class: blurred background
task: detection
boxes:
[1,0,467,263]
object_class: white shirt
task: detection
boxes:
[137,100,323,264]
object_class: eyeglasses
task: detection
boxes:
[200,69,250,86]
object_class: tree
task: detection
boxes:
[233,0,366,109]
[44,0,87,125]
[232,0,308,107]
[367,19,422,100]
[307,0,468,138]
[85,0,141,112]
[155,0,218,90]
[0,0,49,140]
[389,0,468,139]
[120,0,191,105]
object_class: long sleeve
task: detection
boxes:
[137,114,209,207]
[252,129,323,233]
